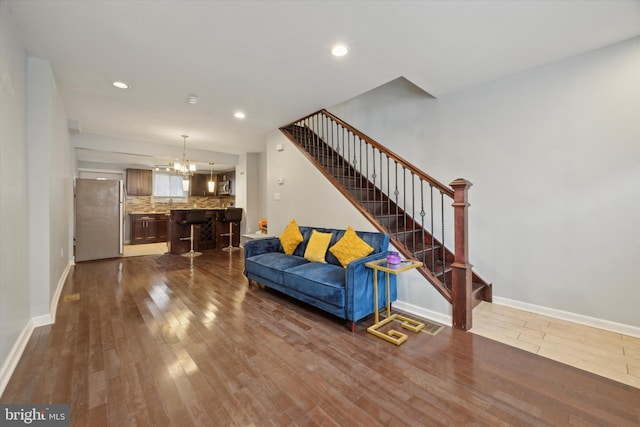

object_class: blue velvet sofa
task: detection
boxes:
[243,226,396,331]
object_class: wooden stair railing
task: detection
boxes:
[280,110,492,330]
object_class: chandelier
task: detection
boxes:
[174,134,196,191]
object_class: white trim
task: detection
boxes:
[493,297,640,339]
[50,261,72,323]
[393,301,452,326]
[31,314,52,327]
[0,261,73,396]
[0,319,35,397]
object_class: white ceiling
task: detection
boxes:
[7,1,640,170]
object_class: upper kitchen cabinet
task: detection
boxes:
[189,174,217,197]
[190,174,206,197]
[126,169,152,196]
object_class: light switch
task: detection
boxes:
[273,192,281,200]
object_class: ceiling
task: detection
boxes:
[7,1,640,170]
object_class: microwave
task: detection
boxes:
[219,180,231,195]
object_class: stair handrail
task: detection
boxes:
[284,109,454,198]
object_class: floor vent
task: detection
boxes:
[393,310,444,335]
[63,293,80,302]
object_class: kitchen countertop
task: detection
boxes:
[169,208,227,211]
[129,208,231,216]
[129,211,170,215]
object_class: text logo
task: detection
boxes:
[0,405,69,426]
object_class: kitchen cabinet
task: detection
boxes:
[130,214,168,244]
[156,216,168,241]
[190,173,217,197]
[126,169,152,196]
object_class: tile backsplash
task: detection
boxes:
[126,195,235,214]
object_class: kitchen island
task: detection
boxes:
[168,208,240,255]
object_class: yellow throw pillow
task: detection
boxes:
[279,219,303,255]
[304,230,332,263]
[329,226,374,268]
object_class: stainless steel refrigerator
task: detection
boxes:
[75,178,124,262]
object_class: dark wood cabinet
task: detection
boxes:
[156,217,168,241]
[190,174,205,197]
[126,169,152,196]
[130,214,168,244]
[190,174,217,197]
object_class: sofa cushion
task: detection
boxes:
[245,252,309,284]
[303,230,332,263]
[279,219,303,255]
[284,262,346,308]
[329,226,374,267]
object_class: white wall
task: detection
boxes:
[243,152,261,234]
[26,57,52,316]
[1,6,73,393]
[266,131,376,235]
[47,65,73,312]
[328,37,640,328]
[27,57,72,320]
[257,152,268,230]
[0,0,31,378]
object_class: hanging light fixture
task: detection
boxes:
[174,134,196,192]
[208,162,216,193]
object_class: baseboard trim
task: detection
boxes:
[50,261,72,324]
[493,297,640,339]
[393,301,451,327]
[0,319,34,397]
[0,260,72,396]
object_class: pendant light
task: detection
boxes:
[208,162,216,193]
[174,134,196,192]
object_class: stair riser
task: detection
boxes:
[347,187,379,200]
[360,202,394,215]
[377,215,405,230]
[335,176,370,188]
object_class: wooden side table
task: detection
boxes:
[365,258,425,345]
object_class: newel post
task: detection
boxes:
[450,178,473,331]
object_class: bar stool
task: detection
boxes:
[219,207,243,251]
[178,210,208,258]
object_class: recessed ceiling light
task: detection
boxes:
[331,44,348,57]
[234,111,246,119]
[112,81,129,89]
[187,95,199,104]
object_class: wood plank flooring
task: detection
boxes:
[2,250,639,426]
[471,301,640,390]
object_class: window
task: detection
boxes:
[153,172,186,198]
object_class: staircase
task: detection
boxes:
[280,110,492,331]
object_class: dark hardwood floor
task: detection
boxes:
[2,250,639,426]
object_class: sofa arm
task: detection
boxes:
[244,237,282,259]
[344,251,397,322]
